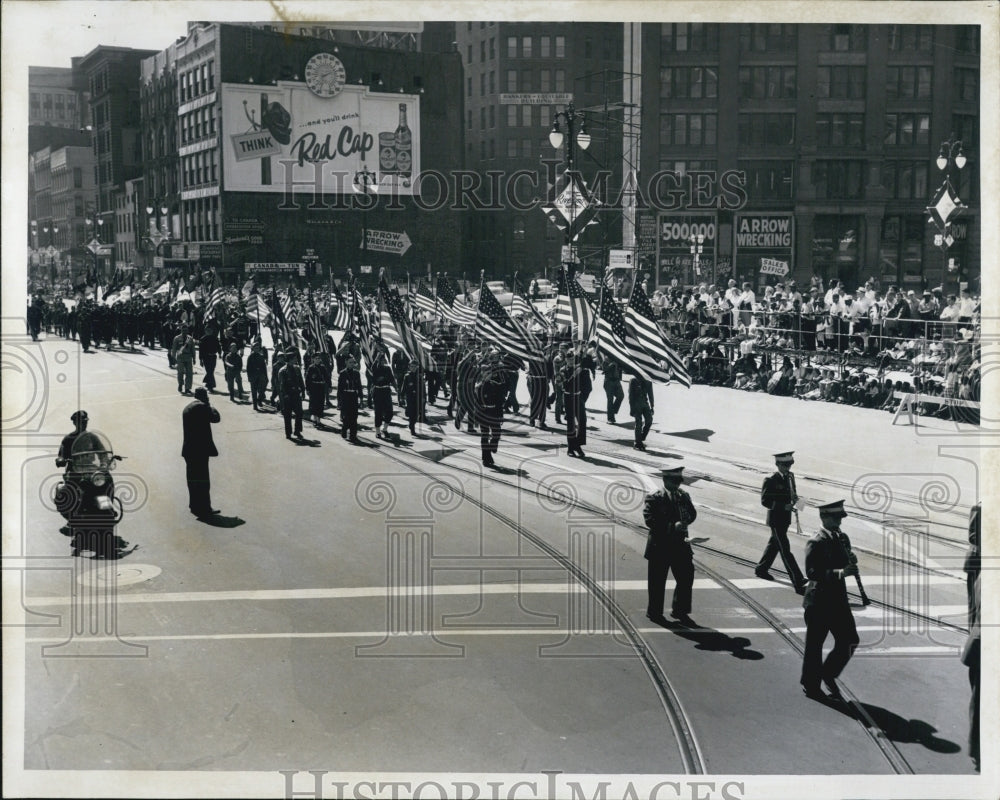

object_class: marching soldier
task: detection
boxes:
[306,351,330,424]
[246,340,269,411]
[400,359,426,436]
[601,355,624,423]
[643,466,697,626]
[371,349,396,439]
[476,351,508,467]
[562,346,592,458]
[278,347,305,439]
[800,500,861,700]
[337,355,363,442]
[527,352,549,429]
[199,323,221,392]
[756,451,807,594]
[171,325,197,395]
[454,343,480,433]
[628,373,654,451]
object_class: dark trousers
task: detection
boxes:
[646,542,694,617]
[184,456,212,514]
[801,604,859,688]
[202,353,217,389]
[427,371,441,402]
[757,523,805,586]
[341,394,359,439]
[282,396,303,437]
[528,377,548,424]
[249,376,267,408]
[480,420,501,459]
[633,408,653,444]
[565,394,586,448]
[226,368,244,399]
[605,382,624,420]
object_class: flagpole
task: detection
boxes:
[472,269,485,345]
[591,267,605,345]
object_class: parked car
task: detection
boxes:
[531,278,556,298]
[459,280,513,307]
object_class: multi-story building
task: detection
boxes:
[637,22,980,292]
[455,22,625,281]
[51,142,98,274]
[113,178,143,268]
[78,44,157,274]
[28,64,88,129]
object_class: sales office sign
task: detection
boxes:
[222,79,420,196]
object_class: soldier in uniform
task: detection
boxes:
[337,356,363,442]
[199,323,221,392]
[601,355,624,423]
[756,451,807,594]
[246,340,269,411]
[800,500,861,700]
[278,347,305,439]
[527,352,549,429]
[454,342,480,433]
[171,325,197,394]
[77,299,94,353]
[305,351,330,424]
[400,359,426,436]
[476,351,508,467]
[562,347,592,458]
[371,349,396,439]
[643,466,697,625]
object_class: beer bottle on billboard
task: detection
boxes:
[394,103,412,179]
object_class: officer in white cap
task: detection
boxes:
[800,499,860,700]
[643,465,697,626]
[755,451,807,593]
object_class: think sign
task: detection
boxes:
[231,131,281,162]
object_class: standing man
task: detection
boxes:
[199,324,221,392]
[400,359,425,436]
[171,325,197,395]
[800,500,861,700]
[370,350,396,439]
[643,466,697,626]
[246,340,269,411]
[223,342,244,402]
[628,373,654,451]
[305,351,330,425]
[476,352,507,467]
[181,387,221,519]
[278,347,305,439]
[756,451,807,594]
[601,356,624,423]
[562,347,592,458]
[337,355,363,442]
[526,353,549,429]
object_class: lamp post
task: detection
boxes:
[43,223,59,286]
[927,136,966,294]
[85,213,104,283]
[688,233,705,287]
[29,219,39,274]
[353,167,378,283]
[548,102,591,270]
[145,201,171,275]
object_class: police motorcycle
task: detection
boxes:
[54,430,130,558]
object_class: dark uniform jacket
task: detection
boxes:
[803,528,853,611]
[246,351,268,382]
[181,400,220,459]
[628,376,654,415]
[278,364,305,399]
[642,488,696,559]
[760,470,797,528]
[337,369,363,408]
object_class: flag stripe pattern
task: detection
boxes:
[475,283,543,362]
[595,290,671,383]
[554,269,574,331]
[435,275,476,326]
[379,278,432,368]
[412,281,438,315]
[625,284,691,387]
[566,272,595,341]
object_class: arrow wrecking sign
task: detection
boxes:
[362,229,412,256]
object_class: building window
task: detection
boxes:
[812,215,862,278]
[886,66,932,99]
[489,139,495,159]
[507,36,517,58]
[816,113,865,147]
[661,66,719,99]
[489,71,495,93]
[467,77,472,97]
[521,70,532,92]
[540,106,551,128]
[663,22,720,52]
[467,44,472,64]
[554,69,565,92]
[952,113,977,149]
[955,26,980,54]
[813,161,865,199]
[508,139,518,158]
[480,107,486,130]
[824,23,867,51]
[480,40,485,62]
[816,66,866,99]
[954,68,978,103]
[506,70,517,92]
[737,161,793,201]
[881,161,928,199]
[480,73,486,96]
[540,69,551,92]
[489,105,495,128]
[887,24,933,51]
[737,66,796,100]
[540,36,551,58]
[737,23,795,52]
[555,36,566,57]
[522,36,533,58]
[883,113,929,146]
[521,105,531,126]
[507,105,518,127]
[522,138,531,158]
[513,216,526,240]
[737,113,795,146]
[661,113,718,146]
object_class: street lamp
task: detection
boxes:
[689,233,704,285]
[548,102,590,270]
[144,201,172,274]
[353,167,378,280]
[85,215,105,282]
[43,223,59,285]
[927,135,967,293]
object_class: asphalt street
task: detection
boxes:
[4,331,985,795]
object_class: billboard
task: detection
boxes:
[733,213,795,285]
[655,213,718,287]
[222,81,420,196]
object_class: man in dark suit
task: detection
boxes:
[756,451,807,593]
[181,387,221,518]
[643,466,697,626]
[801,500,860,700]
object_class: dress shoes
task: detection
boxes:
[645,610,667,624]
[670,611,695,626]
[801,684,826,701]
[822,678,844,700]
[754,568,775,581]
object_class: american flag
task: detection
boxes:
[379,277,432,368]
[554,268,573,331]
[475,281,543,362]
[412,279,438,316]
[351,284,380,369]
[248,293,270,325]
[595,289,672,383]
[306,290,329,354]
[564,271,595,341]
[511,274,552,332]
[436,275,476,326]
[626,283,691,387]
[204,286,226,319]
[268,288,302,348]
[329,283,352,329]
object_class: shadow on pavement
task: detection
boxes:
[652,616,765,660]
[197,514,246,529]
[851,703,961,754]
[663,428,715,443]
[487,464,529,478]
[290,436,321,447]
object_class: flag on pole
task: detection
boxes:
[625,283,691,387]
[511,273,553,332]
[554,268,574,331]
[412,279,438,316]
[436,274,476,326]
[379,274,432,368]
[268,287,301,348]
[595,289,672,383]
[475,280,543,362]
[565,270,595,341]
[306,289,328,353]
[329,282,351,329]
